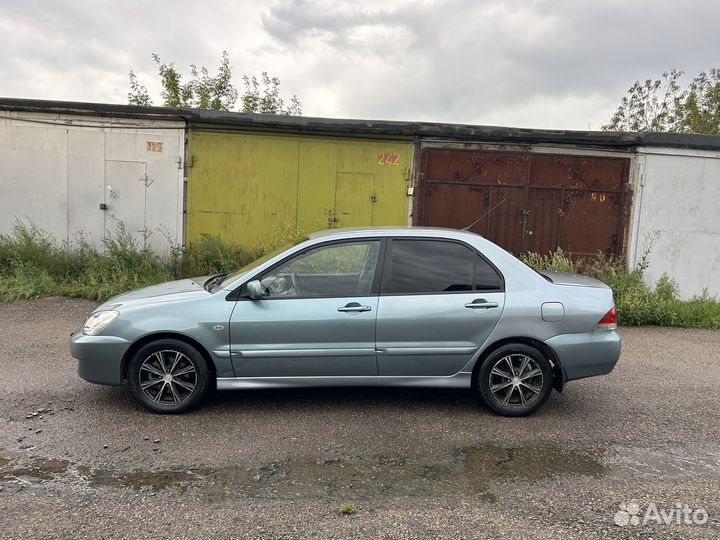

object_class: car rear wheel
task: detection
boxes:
[127,339,210,414]
[477,343,553,417]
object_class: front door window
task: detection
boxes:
[259,240,382,297]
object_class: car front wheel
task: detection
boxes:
[477,344,553,417]
[127,339,210,414]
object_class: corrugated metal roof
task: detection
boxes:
[1,96,719,151]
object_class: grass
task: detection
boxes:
[1,220,718,330]
[0,221,294,302]
[339,501,358,515]
[520,248,720,330]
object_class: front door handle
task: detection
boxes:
[338,302,372,313]
[465,299,499,309]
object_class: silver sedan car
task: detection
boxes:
[70,227,620,416]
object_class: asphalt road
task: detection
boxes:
[1,297,719,539]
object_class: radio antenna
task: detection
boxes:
[462,198,506,231]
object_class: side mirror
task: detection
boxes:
[245,280,265,300]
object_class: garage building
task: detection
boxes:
[1,98,718,299]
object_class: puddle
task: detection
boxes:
[0,451,194,491]
[607,446,720,477]
[78,466,197,492]
[460,445,606,488]
[0,456,70,484]
[1,444,718,501]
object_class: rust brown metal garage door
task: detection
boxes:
[414,147,632,257]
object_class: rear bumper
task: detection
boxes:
[70,332,130,385]
[545,331,621,382]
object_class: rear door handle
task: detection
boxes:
[338,302,372,313]
[465,299,499,309]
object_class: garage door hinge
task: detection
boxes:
[370,194,377,203]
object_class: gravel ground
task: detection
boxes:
[0,297,719,539]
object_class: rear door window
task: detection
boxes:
[383,239,502,294]
[384,240,474,294]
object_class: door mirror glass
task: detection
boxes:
[245,280,265,299]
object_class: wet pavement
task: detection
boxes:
[1,297,719,539]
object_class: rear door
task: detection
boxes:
[376,238,505,376]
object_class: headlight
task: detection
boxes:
[82,310,119,336]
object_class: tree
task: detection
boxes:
[127,51,301,115]
[242,72,302,115]
[603,68,720,134]
[603,70,684,132]
[127,70,152,106]
[680,69,720,135]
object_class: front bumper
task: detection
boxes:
[70,332,131,385]
[545,331,621,382]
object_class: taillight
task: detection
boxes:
[594,307,618,331]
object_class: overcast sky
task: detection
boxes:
[1,0,718,129]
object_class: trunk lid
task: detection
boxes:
[540,271,610,289]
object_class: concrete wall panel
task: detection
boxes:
[629,148,720,299]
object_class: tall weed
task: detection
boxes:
[2,220,719,330]
[0,220,271,301]
[520,248,720,329]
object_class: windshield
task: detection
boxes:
[218,236,310,290]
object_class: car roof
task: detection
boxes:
[308,226,483,241]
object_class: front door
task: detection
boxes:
[229,239,383,377]
[376,238,505,376]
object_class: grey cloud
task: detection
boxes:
[259,0,720,126]
[0,0,221,102]
[0,0,717,129]
[261,0,395,46]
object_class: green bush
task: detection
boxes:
[1,221,718,330]
[183,233,261,276]
[520,248,720,330]
[520,249,577,274]
[0,220,276,302]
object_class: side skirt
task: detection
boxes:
[216,373,473,390]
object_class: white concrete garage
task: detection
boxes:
[0,104,185,251]
[628,145,720,300]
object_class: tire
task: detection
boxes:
[127,339,210,414]
[476,343,553,417]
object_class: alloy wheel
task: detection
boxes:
[488,353,544,408]
[138,350,197,404]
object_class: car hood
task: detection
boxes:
[541,271,610,289]
[95,277,211,311]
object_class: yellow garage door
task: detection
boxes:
[186,131,413,248]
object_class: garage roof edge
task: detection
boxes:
[1,97,719,151]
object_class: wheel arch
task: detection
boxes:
[121,332,218,382]
[471,337,565,393]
